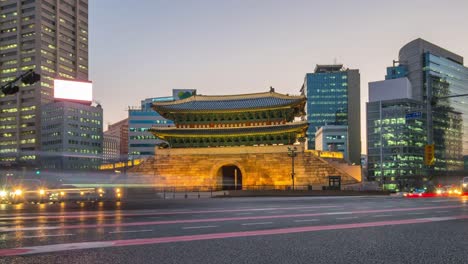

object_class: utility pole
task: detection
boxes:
[288,146,297,190]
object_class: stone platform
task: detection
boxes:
[129,144,360,189]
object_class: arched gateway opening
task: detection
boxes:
[221,165,242,190]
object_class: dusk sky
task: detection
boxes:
[89,0,468,151]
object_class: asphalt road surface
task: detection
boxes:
[1,196,468,263]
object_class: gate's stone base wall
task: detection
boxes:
[129,145,360,189]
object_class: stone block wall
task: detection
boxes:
[129,145,359,189]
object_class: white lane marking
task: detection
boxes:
[22,234,74,238]
[407,212,425,215]
[109,229,152,234]
[293,219,319,223]
[435,211,449,213]
[182,225,218,230]
[2,215,466,256]
[372,214,392,218]
[336,217,358,220]
[241,222,273,226]
[7,226,59,231]
[326,212,352,215]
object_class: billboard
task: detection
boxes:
[54,79,93,103]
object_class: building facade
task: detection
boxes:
[0,0,89,169]
[315,125,348,161]
[41,101,102,171]
[366,38,468,189]
[128,96,174,159]
[398,39,467,174]
[367,99,427,190]
[301,65,361,164]
[105,118,128,160]
[103,133,120,163]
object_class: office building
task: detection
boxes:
[41,100,102,171]
[367,96,427,189]
[367,38,468,189]
[127,89,195,159]
[0,0,89,169]
[103,133,120,163]
[128,96,174,159]
[105,118,128,160]
[301,65,361,164]
[315,125,349,161]
[398,39,467,174]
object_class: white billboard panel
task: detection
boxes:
[54,79,93,102]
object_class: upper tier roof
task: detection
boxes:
[152,91,306,113]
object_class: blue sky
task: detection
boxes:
[88,0,468,150]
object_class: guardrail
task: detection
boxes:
[125,185,348,200]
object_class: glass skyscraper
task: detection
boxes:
[367,39,468,190]
[424,52,467,173]
[301,65,361,164]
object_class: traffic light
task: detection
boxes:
[424,144,435,166]
[1,84,19,95]
[0,70,41,96]
[21,71,41,85]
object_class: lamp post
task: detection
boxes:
[288,146,297,190]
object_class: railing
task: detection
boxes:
[125,184,351,199]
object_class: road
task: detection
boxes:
[0,196,468,263]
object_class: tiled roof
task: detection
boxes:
[152,91,305,113]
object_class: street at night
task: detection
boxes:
[1,196,468,263]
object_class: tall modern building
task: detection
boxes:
[398,39,467,174]
[301,65,361,164]
[367,38,468,189]
[0,0,89,169]
[367,78,427,189]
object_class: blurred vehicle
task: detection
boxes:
[434,185,461,196]
[9,179,48,204]
[48,186,123,203]
[444,185,462,196]
[0,186,9,203]
[462,177,468,192]
[48,186,95,203]
[95,187,123,202]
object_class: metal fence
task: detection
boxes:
[125,184,348,199]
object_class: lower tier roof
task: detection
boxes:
[150,121,308,139]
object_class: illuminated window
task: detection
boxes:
[21,65,36,71]
[0,43,17,51]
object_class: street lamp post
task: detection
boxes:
[288,146,297,190]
